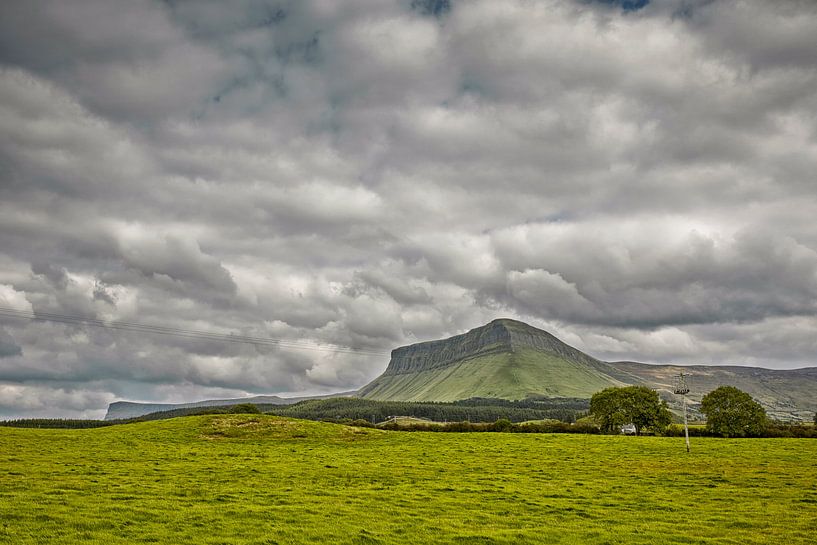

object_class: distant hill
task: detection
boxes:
[608,361,817,422]
[358,319,817,421]
[104,392,355,420]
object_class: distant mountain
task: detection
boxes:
[608,361,817,421]
[358,319,816,421]
[104,392,355,420]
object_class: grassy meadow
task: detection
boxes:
[1,415,815,544]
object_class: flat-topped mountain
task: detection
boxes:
[358,319,816,421]
[358,319,634,402]
[380,318,603,374]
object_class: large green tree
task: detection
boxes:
[700,386,767,437]
[589,386,672,435]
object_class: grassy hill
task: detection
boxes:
[1,414,815,544]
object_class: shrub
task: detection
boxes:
[229,403,262,414]
[491,418,513,432]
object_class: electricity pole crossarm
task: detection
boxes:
[673,372,691,453]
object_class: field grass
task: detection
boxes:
[1,415,815,545]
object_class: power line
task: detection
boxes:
[0,306,389,357]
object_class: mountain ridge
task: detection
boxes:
[376,318,613,374]
[104,391,356,420]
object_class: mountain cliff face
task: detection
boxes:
[381,319,511,375]
[383,319,606,375]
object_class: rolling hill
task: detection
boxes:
[104,391,355,420]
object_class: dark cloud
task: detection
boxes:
[0,328,22,358]
[1,0,815,418]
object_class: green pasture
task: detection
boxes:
[1,415,815,544]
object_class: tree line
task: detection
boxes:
[2,387,814,437]
[267,396,588,423]
[588,384,816,438]
[0,419,116,429]
[0,397,589,429]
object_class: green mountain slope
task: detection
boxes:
[359,347,625,401]
[358,318,630,402]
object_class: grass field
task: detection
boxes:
[1,415,815,544]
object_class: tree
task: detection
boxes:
[229,403,261,414]
[492,418,513,432]
[590,386,672,435]
[700,386,767,437]
[590,387,628,433]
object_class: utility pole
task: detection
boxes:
[673,372,691,453]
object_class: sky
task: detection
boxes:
[1,0,816,419]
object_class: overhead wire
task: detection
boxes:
[0,306,389,357]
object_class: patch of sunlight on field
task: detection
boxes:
[1,415,815,544]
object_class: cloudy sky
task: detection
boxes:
[1,0,816,418]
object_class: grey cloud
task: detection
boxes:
[491,222,817,327]
[683,1,817,71]
[0,329,22,358]
[0,383,115,419]
[1,0,816,417]
[30,262,70,290]
[92,281,117,305]
[0,1,235,122]
[116,234,238,296]
[353,268,433,306]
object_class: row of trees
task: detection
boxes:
[589,384,773,437]
[0,386,803,436]
[268,396,587,423]
[0,419,116,429]
[0,396,589,428]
